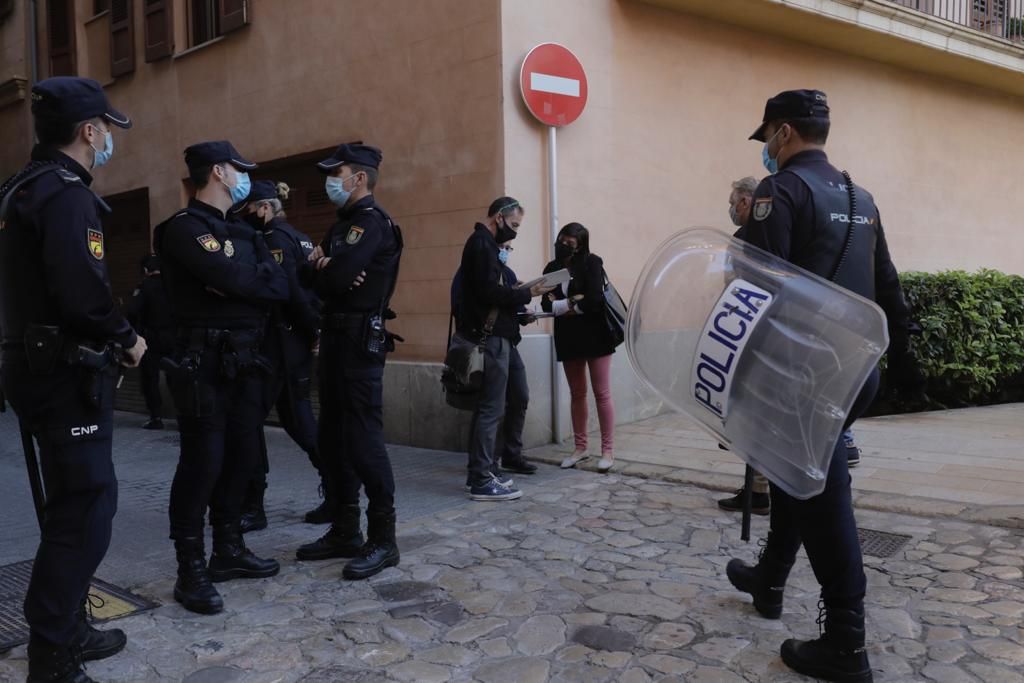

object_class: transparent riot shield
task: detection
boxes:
[627,228,888,499]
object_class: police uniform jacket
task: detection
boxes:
[264,216,319,340]
[458,224,531,341]
[541,253,617,362]
[155,198,288,330]
[0,146,136,349]
[314,195,400,314]
[126,274,173,348]
[742,149,911,352]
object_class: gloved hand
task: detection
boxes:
[886,348,926,396]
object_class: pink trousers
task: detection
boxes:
[562,354,615,454]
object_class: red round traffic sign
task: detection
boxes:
[519,43,588,127]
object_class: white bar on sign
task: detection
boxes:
[530,72,580,97]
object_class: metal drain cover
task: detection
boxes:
[858,528,912,558]
[0,560,158,653]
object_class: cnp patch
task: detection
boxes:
[224,240,235,258]
[346,226,365,245]
[87,229,104,260]
[271,248,284,264]
[752,197,773,222]
[197,234,221,252]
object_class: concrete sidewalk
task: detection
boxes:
[527,404,1024,528]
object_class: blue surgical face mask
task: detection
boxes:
[498,248,510,265]
[325,174,357,208]
[90,129,113,169]
[761,126,784,175]
[222,168,251,204]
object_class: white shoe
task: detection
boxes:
[597,456,614,473]
[560,450,589,469]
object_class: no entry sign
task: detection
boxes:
[520,43,588,127]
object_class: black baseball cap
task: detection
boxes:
[31,76,131,129]
[184,141,257,172]
[317,142,383,173]
[247,180,279,202]
[749,89,830,142]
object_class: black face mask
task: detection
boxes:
[555,242,575,261]
[495,219,518,244]
[244,211,266,231]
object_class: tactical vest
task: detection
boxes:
[785,166,879,302]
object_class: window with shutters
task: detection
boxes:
[47,0,76,76]
[110,0,135,76]
[188,0,248,47]
[143,0,173,61]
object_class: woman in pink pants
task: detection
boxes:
[541,223,619,472]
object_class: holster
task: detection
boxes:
[24,324,120,407]
[162,352,214,418]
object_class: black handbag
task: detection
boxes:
[441,307,498,411]
[602,269,627,348]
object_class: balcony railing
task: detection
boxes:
[887,1,1024,42]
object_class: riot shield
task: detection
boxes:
[627,228,888,499]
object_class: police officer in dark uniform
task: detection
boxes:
[296,143,403,581]
[155,141,288,615]
[235,180,324,533]
[726,90,922,682]
[0,76,146,683]
[126,253,173,429]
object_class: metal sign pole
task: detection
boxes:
[548,125,561,445]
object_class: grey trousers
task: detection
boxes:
[467,337,529,486]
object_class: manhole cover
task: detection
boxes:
[858,528,912,558]
[0,560,159,653]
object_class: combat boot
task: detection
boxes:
[74,596,126,661]
[27,636,95,683]
[726,534,794,619]
[239,482,268,534]
[173,537,224,615]
[296,503,364,560]
[304,481,335,525]
[208,524,280,582]
[781,604,873,682]
[343,509,400,580]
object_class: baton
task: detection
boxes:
[740,464,754,542]
[19,419,46,529]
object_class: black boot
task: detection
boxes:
[208,524,280,582]
[27,636,95,683]
[304,481,335,525]
[781,604,873,682]
[239,483,268,534]
[173,537,224,615]
[343,510,400,580]
[74,596,126,661]
[296,504,364,560]
[726,535,793,619]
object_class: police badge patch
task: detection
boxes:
[224,240,235,258]
[197,234,221,252]
[87,229,104,259]
[346,226,364,245]
[753,197,773,222]
[271,248,284,264]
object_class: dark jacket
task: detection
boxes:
[451,262,527,346]
[457,223,530,341]
[542,252,616,362]
[125,274,174,351]
[265,216,319,340]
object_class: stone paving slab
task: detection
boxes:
[2,469,1023,682]
[528,404,1024,528]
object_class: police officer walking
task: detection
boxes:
[126,253,173,430]
[156,142,288,615]
[296,143,403,581]
[235,180,324,533]
[0,77,146,683]
[726,90,922,682]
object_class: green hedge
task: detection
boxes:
[873,269,1024,414]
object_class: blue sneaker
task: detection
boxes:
[464,473,513,492]
[468,476,523,501]
[843,430,861,468]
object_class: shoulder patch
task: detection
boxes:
[753,197,773,222]
[56,169,82,185]
[346,226,365,245]
[197,234,221,252]
[87,228,104,260]
[270,248,284,264]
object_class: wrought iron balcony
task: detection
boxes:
[887,0,1024,42]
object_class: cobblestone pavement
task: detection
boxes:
[3,468,1024,682]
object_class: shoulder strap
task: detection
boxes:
[0,162,63,229]
[830,170,857,282]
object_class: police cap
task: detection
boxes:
[31,76,132,129]
[184,141,257,172]
[317,142,382,173]
[749,89,829,142]
[247,180,279,203]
